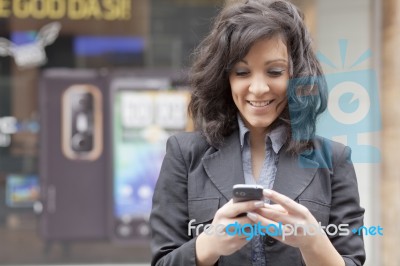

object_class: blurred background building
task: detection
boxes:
[0,0,397,265]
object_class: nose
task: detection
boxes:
[249,75,270,95]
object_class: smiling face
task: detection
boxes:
[229,36,289,134]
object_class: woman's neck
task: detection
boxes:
[248,127,268,147]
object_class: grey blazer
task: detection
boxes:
[150,130,365,266]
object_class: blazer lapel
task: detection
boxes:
[273,149,319,201]
[202,129,320,202]
[202,130,245,201]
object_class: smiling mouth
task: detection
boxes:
[247,100,274,107]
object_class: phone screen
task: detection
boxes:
[111,88,191,240]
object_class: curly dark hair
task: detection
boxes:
[188,0,328,154]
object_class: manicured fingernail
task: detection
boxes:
[254,201,264,208]
[263,189,272,197]
[247,212,257,221]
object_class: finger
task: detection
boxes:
[262,203,287,213]
[223,215,258,234]
[224,216,257,240]
[222,200,265,218]
[247,212,295,243]
[217,199,234,214]
[253,208,295,225]
[263,189,302,214]
[230,216,254,225]
[246,212,284,237]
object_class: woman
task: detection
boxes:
[150,0,365,265]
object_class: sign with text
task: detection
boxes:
[0,0,131,20]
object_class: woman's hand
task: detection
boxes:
[247,189,324,251]
[246,189,345,266]
[195,199,264,266]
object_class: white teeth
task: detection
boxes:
[248,100,273,107]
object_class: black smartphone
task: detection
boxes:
[232,184,264,203]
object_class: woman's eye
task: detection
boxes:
[235,70,249,76]
[268,69,285,77]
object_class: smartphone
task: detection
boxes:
[108,76,192,243]
[232,184,264,203]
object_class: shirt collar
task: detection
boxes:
[237,114,249,148]
[237,114,287,154]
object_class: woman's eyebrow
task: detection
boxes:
[264,59,288,65]
[238,59,288,65]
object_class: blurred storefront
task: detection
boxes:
[0,0,222,264]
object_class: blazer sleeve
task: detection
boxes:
[150,135,197,266]
[329,146,366,266]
